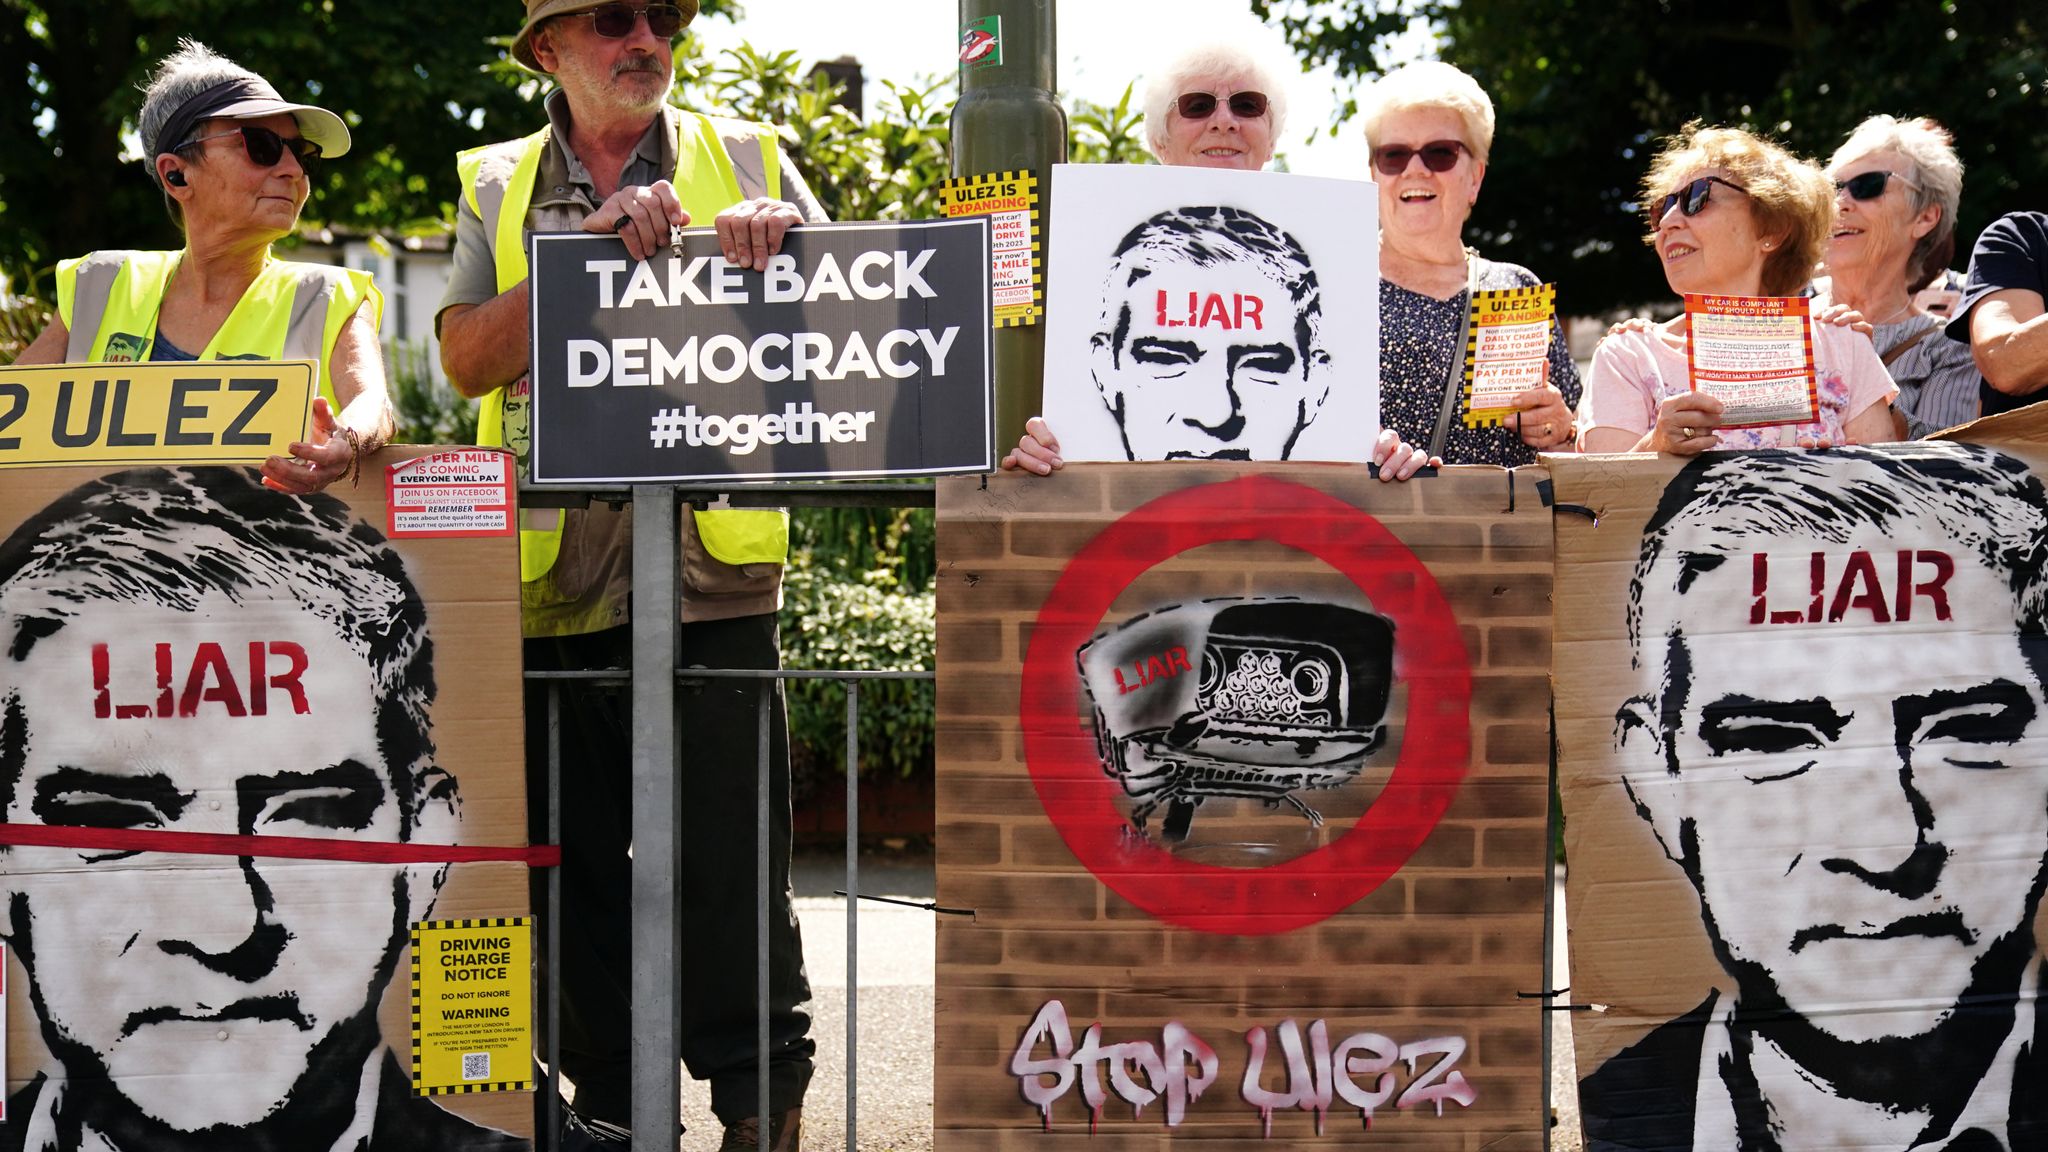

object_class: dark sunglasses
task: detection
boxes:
[576,3,688,39]
[1833,169,1920,201]
[1372,140,1468,176]
[1650,175,1747,222]
[180,124,321,174]
[1176,91,1269,120]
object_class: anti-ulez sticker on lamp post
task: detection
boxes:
[1461,283,1555,428]
[1685,293,1820,427]
[410,918,535,1095]
[958,15,1002,70]
[939,170,1042,327]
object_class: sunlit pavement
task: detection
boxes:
[667,855,1585,1150]
[678,849,937,1151]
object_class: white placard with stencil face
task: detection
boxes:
[1043,163,1379,462]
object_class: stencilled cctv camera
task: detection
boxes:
[1076,597,1396,843]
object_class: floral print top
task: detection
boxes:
[1581,320,1897,449]
[1378,257,1583,466]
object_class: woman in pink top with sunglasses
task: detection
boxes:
[1578,124,1898,454]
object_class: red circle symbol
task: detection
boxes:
[1020,475,1472,936]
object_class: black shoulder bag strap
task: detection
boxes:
[1426,251,1481,459]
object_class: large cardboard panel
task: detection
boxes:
[1554,417,2048,1149]
[0,451,531,1148]
[936,463,1553,1148]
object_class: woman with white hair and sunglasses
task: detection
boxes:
[1135,35,1292,171]
[1813,115,1978,437]
[1363,61,1581,466]
[16,39,392,493]
[1002,37,1440,479]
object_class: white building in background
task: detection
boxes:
[291,227,453,385]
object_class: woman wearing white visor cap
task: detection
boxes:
[16,38,392,494]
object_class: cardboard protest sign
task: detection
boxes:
[935,463,1552,1146]
[0,361,313,469]
[0,451,535,1149]
[1041,165,1380,462]
[1554,418,2048,1149]
[526,219,994,484]
[1684,293,1819,427]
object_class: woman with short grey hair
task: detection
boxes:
[16,39,392,492]
[1362,61,1580,466]
[1137,35,1292,170]
[1815,115,1978,437]
[1002,28,1439,478]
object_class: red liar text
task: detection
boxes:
[1154,290,1266,332]
[1113,646,1192,695]
[1749,550,1954,625]
[92,641,311,719]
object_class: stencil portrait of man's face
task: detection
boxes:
[1623,491,2048,1048]
[1088,207,1332,461]
[0,467,457,1148]
[0,597,451,1133]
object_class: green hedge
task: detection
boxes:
[778,505,935,795]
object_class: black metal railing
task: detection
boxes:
[526,482,935,1152]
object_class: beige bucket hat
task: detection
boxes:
[511,0,699,72]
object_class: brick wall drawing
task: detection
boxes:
[935,463,1555,1149]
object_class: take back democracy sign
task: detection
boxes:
[527,218,994,484]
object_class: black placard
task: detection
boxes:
[528,218,993,483]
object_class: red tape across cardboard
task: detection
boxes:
[0,823,560,867]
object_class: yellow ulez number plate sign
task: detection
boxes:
[0,360,314,468]
[411,917,535,1095]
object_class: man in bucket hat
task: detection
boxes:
[437,4,825,1150]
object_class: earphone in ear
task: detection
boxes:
[165,170,186,187]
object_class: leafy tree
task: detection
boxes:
[780,503,936,790]
[1254,0,2046,313]
[1069,81,1151,166]
[0,1,736,281]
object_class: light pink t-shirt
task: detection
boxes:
[1580,320,1898,449]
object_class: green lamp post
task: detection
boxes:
[952,0,1067,457]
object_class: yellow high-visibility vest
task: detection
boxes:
[457,110,790,583]
[56,249,379,409]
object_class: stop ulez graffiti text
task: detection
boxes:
[1009,998,1476,1135]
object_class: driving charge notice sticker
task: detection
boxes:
[385,449,516,538]
[410,918,534,1095]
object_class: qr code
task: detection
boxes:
[462,1052,491,1082]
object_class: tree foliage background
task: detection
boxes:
[1254,0,2046,312]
